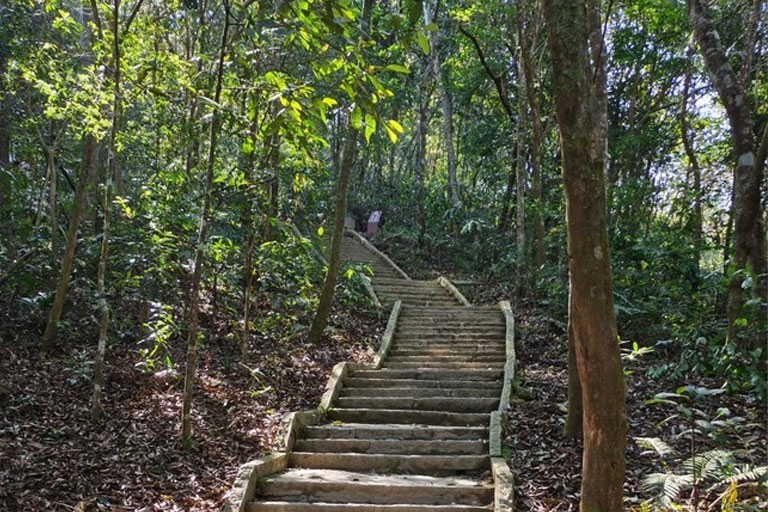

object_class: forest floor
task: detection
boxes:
[0,303,385,511]
[505,303,767,511]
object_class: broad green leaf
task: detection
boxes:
[386,119,404,133]
[350,105,362,130]
[417,32,430,55]
[385,64,410,74]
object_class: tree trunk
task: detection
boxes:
[45,147,58,265]
[517,4,545,268]
[416,74,428,244]
[679,53,702,277]
[42,138,95,349]
[688,0,766,345]
[306,126,359,344]
[563,296,583,439]
[424,1,459,205]
[92,0,122,423]
[544,0,627,510]
[181,6,229,446]
[515,104,526,297]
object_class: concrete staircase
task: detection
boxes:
[242,233,510,512]
[339,235,458,306]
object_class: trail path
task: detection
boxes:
[246,232,510,511]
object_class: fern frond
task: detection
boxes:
[725,465,768,484]
[634,436,675,457]
[681,449,734,482]
[642,472,694,506]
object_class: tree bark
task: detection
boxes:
[516,3,545,268]
[181,4,230,446]
[42,139,94,349]
[424,1,459,205]
[688,0,766,345]
[45,146,58,264]
[92,0,123,423]
[306,125,358,344]
[679,52,702,277]
[416,71,429,244]
[544,0,627,509]
[515,49,527,298]
[563,300,583,439]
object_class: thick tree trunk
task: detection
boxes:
[688,0,766,345]
[306,126,358,344]
[544,0,627,510]
[42,140,94,349]
[181,7,229,446]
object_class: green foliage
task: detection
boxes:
[639,386,767,510]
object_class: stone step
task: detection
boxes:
[382,362,505,370]
[371,277,437,285]
[398,306,500,313]
[397,320,505,327]
[343,378,503,390]
[294,438,487,455]
[335,397,499,413]
[396,327,505,334]
[350,368,503,381]
[387,300,459,306]
[392,342,505,349]
[388,300,456,306]
[378,292,451,300]
[256,469,493,507]
[290,452,490,472]
[326,408,490,426]
[303,424,488,441]
[385,355,506,363]
[250,502,492,511]
[341,387,499,398]
[393,338,504,344]
[387,349,506,358]
[394,331,505,339]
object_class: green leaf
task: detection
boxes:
[386,119,404,133]
[350,105,362,130]
[364,113,376,143]
[385,64,410,74]
[416,32,430,55]
[384,125,397,144]
[317,226,324,237]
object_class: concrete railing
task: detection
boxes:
[489,300,516,511]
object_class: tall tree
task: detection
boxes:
[424,0,460,205]
[181,0,231,446]
[687,0,767,346]
[544,0,627,510]
[306,125,359,344]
